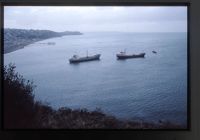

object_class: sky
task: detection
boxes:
[4,6,187,32]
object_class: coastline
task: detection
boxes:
[4,37,57,54]
[4,28,83,54]
[4,38,46,54]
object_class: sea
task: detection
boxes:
[4,32,187,125]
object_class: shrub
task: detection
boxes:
[3,63,37,128]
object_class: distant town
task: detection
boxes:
[4,28,83,53]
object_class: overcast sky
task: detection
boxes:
[4,6,187,32]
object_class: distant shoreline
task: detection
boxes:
[5,37,57,54]
[5,38,49,54]
[4,28,83,54]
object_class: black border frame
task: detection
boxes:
[0,2,190,131]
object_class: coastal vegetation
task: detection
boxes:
[4,28,83,53]
[3,64,185,129]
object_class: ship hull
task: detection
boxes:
[116,53,145,59]
[69,54,101,63]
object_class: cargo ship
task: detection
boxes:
[116,51,145,59]
[69,53,101,63]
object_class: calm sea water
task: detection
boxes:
[4,32,187,125]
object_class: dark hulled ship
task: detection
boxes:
[69,54,101,63]
[116,51,145,59]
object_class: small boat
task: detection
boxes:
[69,53,101,63]
[116,51,145,59]
[152,50,157,54]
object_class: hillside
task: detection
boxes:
[4,28,83,53]
[3,64,185,129]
